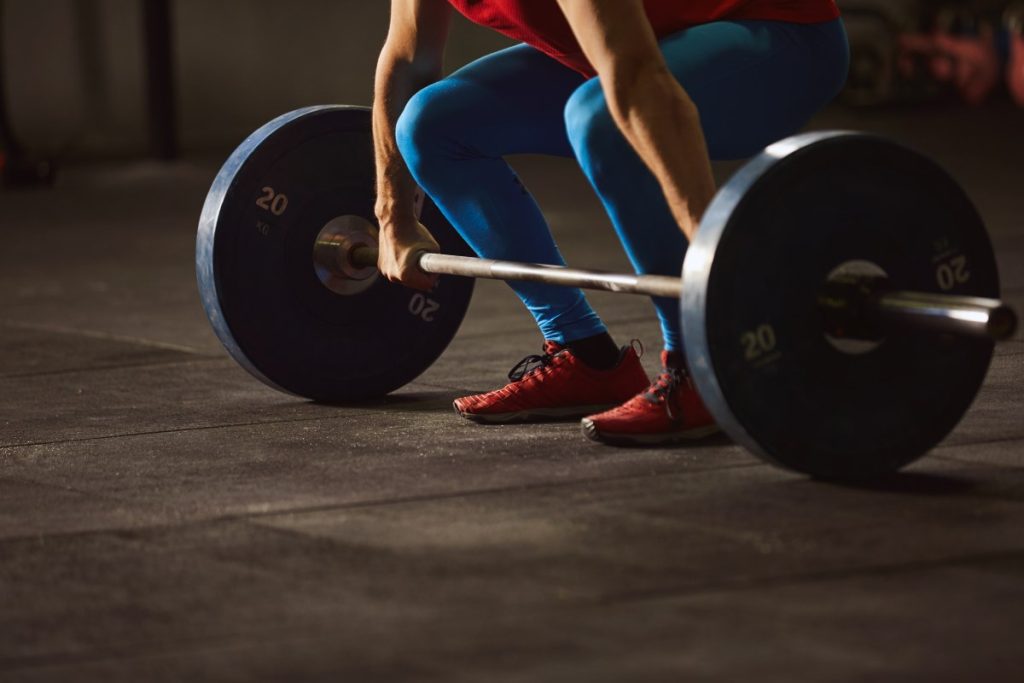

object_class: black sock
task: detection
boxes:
[566,332,620,370]
[664,350,685,370]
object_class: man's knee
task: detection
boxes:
[563,80,631,188]
[395,82,451,174]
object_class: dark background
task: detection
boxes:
[1,0,513,159]
[1,2,1022,681]
[0,0,1018,160]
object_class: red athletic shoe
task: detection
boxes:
[581,351,719,445]
[453,341,650,424]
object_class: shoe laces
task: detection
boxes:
[643,366,685,420]
[507,344,561,382]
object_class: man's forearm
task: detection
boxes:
[604,64,716,242]
[551,0,716,241]
[373,0,450,233]
[372,49,438,230]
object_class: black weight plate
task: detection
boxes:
[197,106,475,402]
[682,133,998,479]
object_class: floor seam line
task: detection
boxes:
[0,461,761,544]
[0,318,212,354]
[598,547,1024,607]
[0,356,225,381]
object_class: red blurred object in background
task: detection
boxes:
[898,27,1001,105]
[1008,4,1024,106]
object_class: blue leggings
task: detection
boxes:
[396,19,849,351]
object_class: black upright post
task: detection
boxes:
[0,0,25,157]
[0,0,55,187]
[142,0,178,160]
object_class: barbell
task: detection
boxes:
[196,105,1017,480]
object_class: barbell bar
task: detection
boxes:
[331,244,1017,341]
[197,105,1018,480]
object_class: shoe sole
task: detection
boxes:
[455,403,618,425]
[580,417,721,446]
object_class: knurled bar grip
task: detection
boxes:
[350,246,1018,341]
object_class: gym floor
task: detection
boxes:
[2,102,1022,681]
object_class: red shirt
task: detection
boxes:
[448,0,841,76]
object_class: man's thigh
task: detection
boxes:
[415,42,586,158]
[661,19,849,160]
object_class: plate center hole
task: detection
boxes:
[313,216,380,296]
[822,259,889,355]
